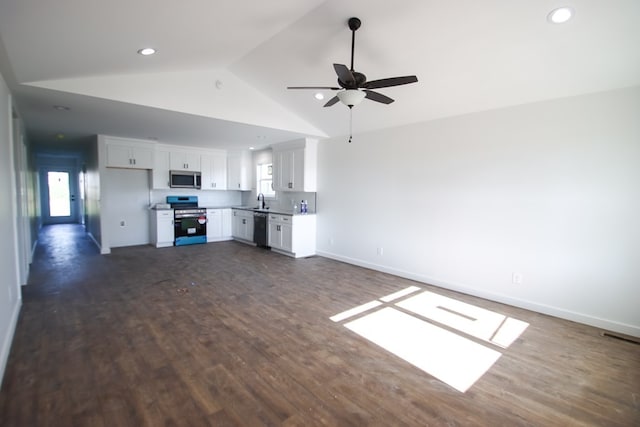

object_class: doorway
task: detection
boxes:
[41,167,79,224]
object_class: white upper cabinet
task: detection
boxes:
[201,152,227,190]
[227,150,252,191]
[170,150,201,171]
[104,136,154,169]
[272,138,317,192]
[152,149,171,189]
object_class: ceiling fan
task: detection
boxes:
[287,17,418,109]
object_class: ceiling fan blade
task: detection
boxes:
[287,86,341,90]
[323,96,340,107]
[363,75,418,89]
[333,64,355,86]
[364,90,394,104]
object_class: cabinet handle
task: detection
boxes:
[242,219,246,224]
[238,183,240,188]
[277,225,281,231]
[288,182,292,189]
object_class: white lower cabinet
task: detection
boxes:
[268,214,316,258]
[150,210,174,248]
[231,209,254,243]
[206,208,233,242]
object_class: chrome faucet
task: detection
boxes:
[257,193,265,209]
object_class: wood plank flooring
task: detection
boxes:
[0,224,638,426]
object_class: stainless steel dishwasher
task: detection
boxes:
[253,212,269,247]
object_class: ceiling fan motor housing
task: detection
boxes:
[348,17,361,31]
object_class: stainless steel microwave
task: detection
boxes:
[169,170,201,189]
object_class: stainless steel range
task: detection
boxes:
[167,196,207,246]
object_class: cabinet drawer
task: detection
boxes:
[268,214,292,223]
[156,210,173,219]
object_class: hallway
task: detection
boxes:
[1,225,639,426]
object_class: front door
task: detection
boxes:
[42,167,79,224]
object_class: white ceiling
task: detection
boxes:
[0,0,639,150]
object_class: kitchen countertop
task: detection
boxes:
[232,206,316,216]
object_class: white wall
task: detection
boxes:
[103,168,151,248]
[317,86,640,337]
[84,137,102,249]
[0,72,22,384]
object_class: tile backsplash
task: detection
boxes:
[151,188,242,207]
[242,190,317,213]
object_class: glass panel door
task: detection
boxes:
[42,167,78,224]
[48,171,71,217]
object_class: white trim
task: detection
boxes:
[316,250,640,338]
[87,232,109,254]
[0,298,21,387]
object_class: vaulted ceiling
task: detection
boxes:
[1,0,639,150]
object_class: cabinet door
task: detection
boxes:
[170,151,200,171]
[203,154,227,190]
[290,147,305,191]
[105,139,154,169]
[227,155,241,190]
[273,149,296,191]
[228,151,252,191]
[152,150,170,189]
[211,154,227,190]
[106,143,133,168]
[206,209,223,240]
[131,146,154,169]
[281,223,293,253]
[232,211,242,238]
[243,215,254,241]
[268,221,281,249]
[158,217,175,244]
[281,150,294,190]
[222,209,232,237]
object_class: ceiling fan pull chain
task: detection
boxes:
[348,108,353,143]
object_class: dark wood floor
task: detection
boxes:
[0,224,638,426]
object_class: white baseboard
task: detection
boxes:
[316,250,640,338]
[30,238,37,261]
[87,232,110,254]
[0,298,22,388]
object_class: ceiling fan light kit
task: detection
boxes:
[337,89,366,107]
[287,17,418,141]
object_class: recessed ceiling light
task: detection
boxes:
[249,147,255,150]
[314,93,325,100]
[548,7,574,24]
[137,47,156,56]
[53,105,70,111]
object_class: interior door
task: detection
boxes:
[41,167,79,224]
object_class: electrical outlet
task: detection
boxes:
[512,272,523,284]
[329,238,334,246]
[377,247,384,256]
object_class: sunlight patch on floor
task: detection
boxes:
[396,290,529,348]
[344,307,502,392]
[330,286,529,392]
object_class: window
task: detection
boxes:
[257,163,275,198]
